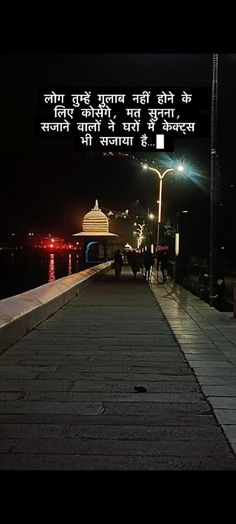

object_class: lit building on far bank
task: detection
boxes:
[73,200,119,265]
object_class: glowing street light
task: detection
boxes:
[142,162,184,249]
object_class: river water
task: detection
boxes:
[0,251,85,300]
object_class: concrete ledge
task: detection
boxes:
[0,261,112,354]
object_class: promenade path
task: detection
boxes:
[0,265,236,470]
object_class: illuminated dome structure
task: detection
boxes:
[74,200,117,237]
[73,200,118,264]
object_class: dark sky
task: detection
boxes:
[1,53,236,254]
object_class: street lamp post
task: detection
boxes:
[209,53,219,307]
[147,208,155,248]
[143,163,184,249]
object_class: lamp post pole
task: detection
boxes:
[147,207,150,249]
[157,178,162,248]
[142,163,184,282]
[143,165,174,249]
[209,53,219,307]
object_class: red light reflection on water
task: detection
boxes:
[33,236,78,251]
[48,253,55,282]
[68,253,72,275]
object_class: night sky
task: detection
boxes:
[1,53,236,257]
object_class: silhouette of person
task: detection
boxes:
[129,250,141,279]
[159,250,168,281]
[113,249,123,279]
[143,249,154,282]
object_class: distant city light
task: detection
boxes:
[29,235,78,251]
[7,234,81,252]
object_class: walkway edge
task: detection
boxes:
[0,262,111,354]
[149,279,236,459]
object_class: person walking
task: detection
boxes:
[113,249,124,280]
[129,249,141,279]
[160,250,168,282]
[143,249,154,282]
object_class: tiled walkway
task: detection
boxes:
[0,266,235,470]
[151,277,236,457]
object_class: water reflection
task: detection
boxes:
[68,253,72,275]
[76,254,79,272]
[48,253,55,282]
[0,251,84,300]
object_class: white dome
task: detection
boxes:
[73,199,118,237]
[83,199,109,233]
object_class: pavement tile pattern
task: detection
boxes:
[0,266,236,470]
